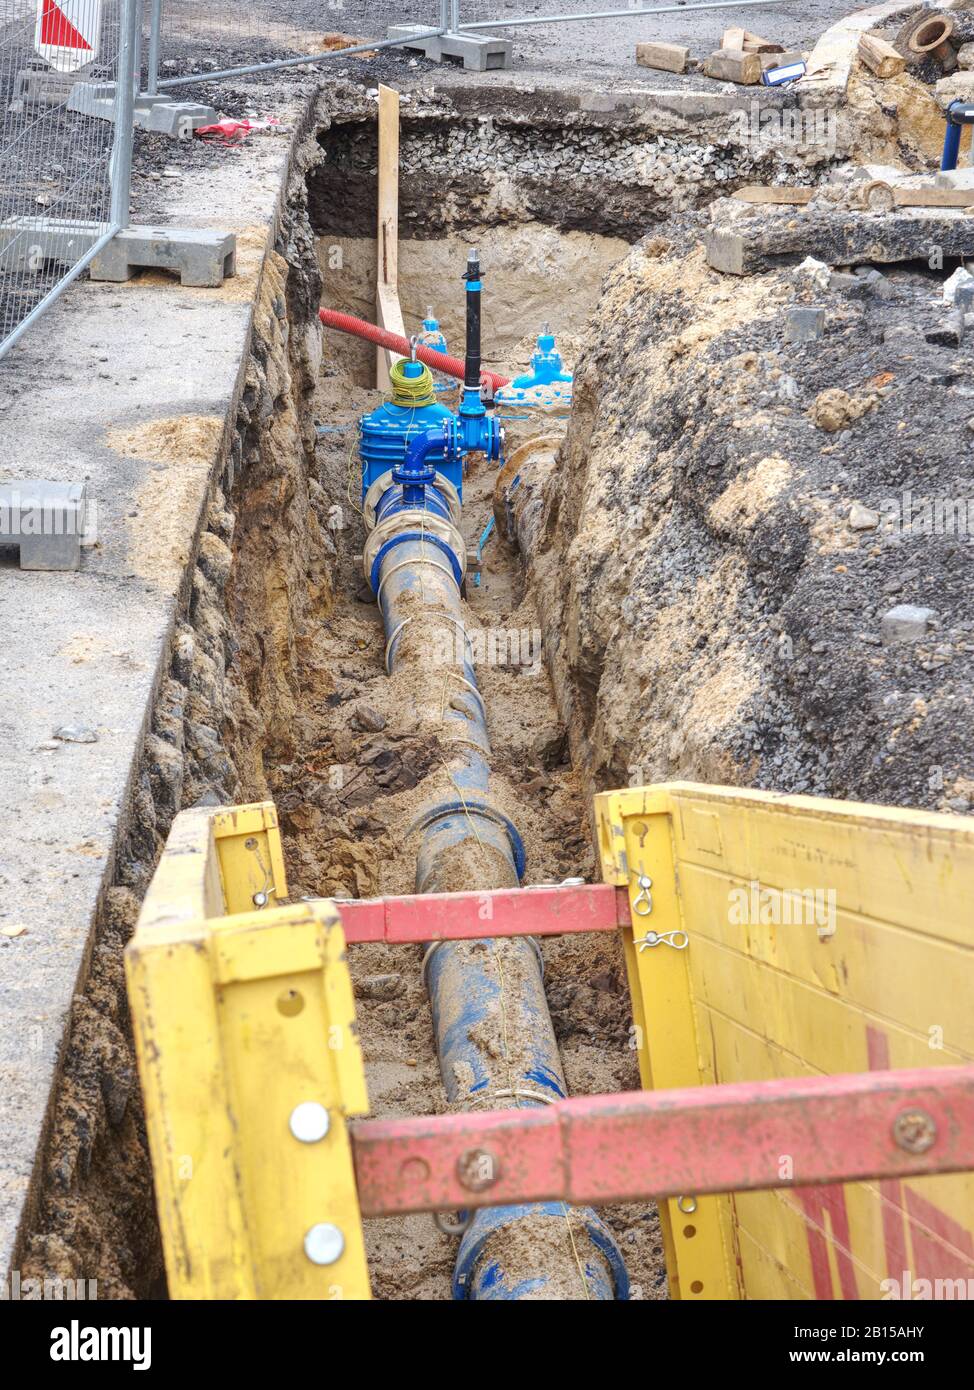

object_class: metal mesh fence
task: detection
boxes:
[149,1,448,88]
[0,0,130,359]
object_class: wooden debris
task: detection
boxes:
[733,185,815,205]
[703,49,762,84]
[858,33,907,78]
[862,179,974,210]
[761,50,804,70]
[722,27,783,53]
[635,40,689,74]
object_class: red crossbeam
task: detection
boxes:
[337,882,630,945]
[351,1066,974,1218]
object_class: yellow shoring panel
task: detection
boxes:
[595,782,974,1303]
[126,802,370,1300]
[594,785,740,1301]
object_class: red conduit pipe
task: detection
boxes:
[318,307,511,391]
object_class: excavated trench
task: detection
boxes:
[21,87,940,1299]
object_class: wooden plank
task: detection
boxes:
[636,40,689,74]
[375,84,402,391]
[722,26,782,54]
[376,281,406,386]
[733,185,815,205]
[896,186,974,208]
[858,32,907,79]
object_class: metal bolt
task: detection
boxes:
[303,1223,345,1266]
[289,1102,330,1144]
[893,1108,937,1154]
[456,1146,500,1193]
[677,1195,698,1215]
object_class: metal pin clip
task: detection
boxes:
[633,928,689,953]
[631,873,654,916]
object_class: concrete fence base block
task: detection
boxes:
[0,216,103,272]
[66,81,217,137]
[0,481,87,571]
[134,97,219,138]
[89,226,237,288]
[12,68,79,110]
[386,25,513,71]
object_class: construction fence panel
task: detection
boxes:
[455,0,799,66]
[0,0,133,360]
[149,1,449,90]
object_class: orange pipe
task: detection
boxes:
[318,307,511,391]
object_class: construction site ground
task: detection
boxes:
[2,0,972,1308]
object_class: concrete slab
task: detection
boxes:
[706,201,974,274]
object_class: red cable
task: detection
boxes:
[318,307,511,391]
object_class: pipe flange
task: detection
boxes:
[363,470,461,532]
[408,799,527,881]
[363,509,466,591]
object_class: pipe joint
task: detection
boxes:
[363,510,466,593]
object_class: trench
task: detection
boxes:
[241,124,668,1302]
[19,91,884,1299]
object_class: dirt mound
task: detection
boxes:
[523,225,974,815]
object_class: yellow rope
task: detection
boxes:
[561,1205,592,1300]
[389,358,436,408]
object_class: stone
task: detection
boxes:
[797,256,831,291]
[935,72,974,109]
[925,311,964,348]
[943,265,974,304]
[849,503,880,530]
[959,41,974,70]
[352,703,387,733]
[53,725,98,744]
[356,973,405,1001]
[784,306,825,343]
[532,725,568,768]
[881,605,937,645]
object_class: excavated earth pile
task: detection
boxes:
[516,221,974,816]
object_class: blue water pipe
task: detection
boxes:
[942,101,974,171]
[357,254,629,1302]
